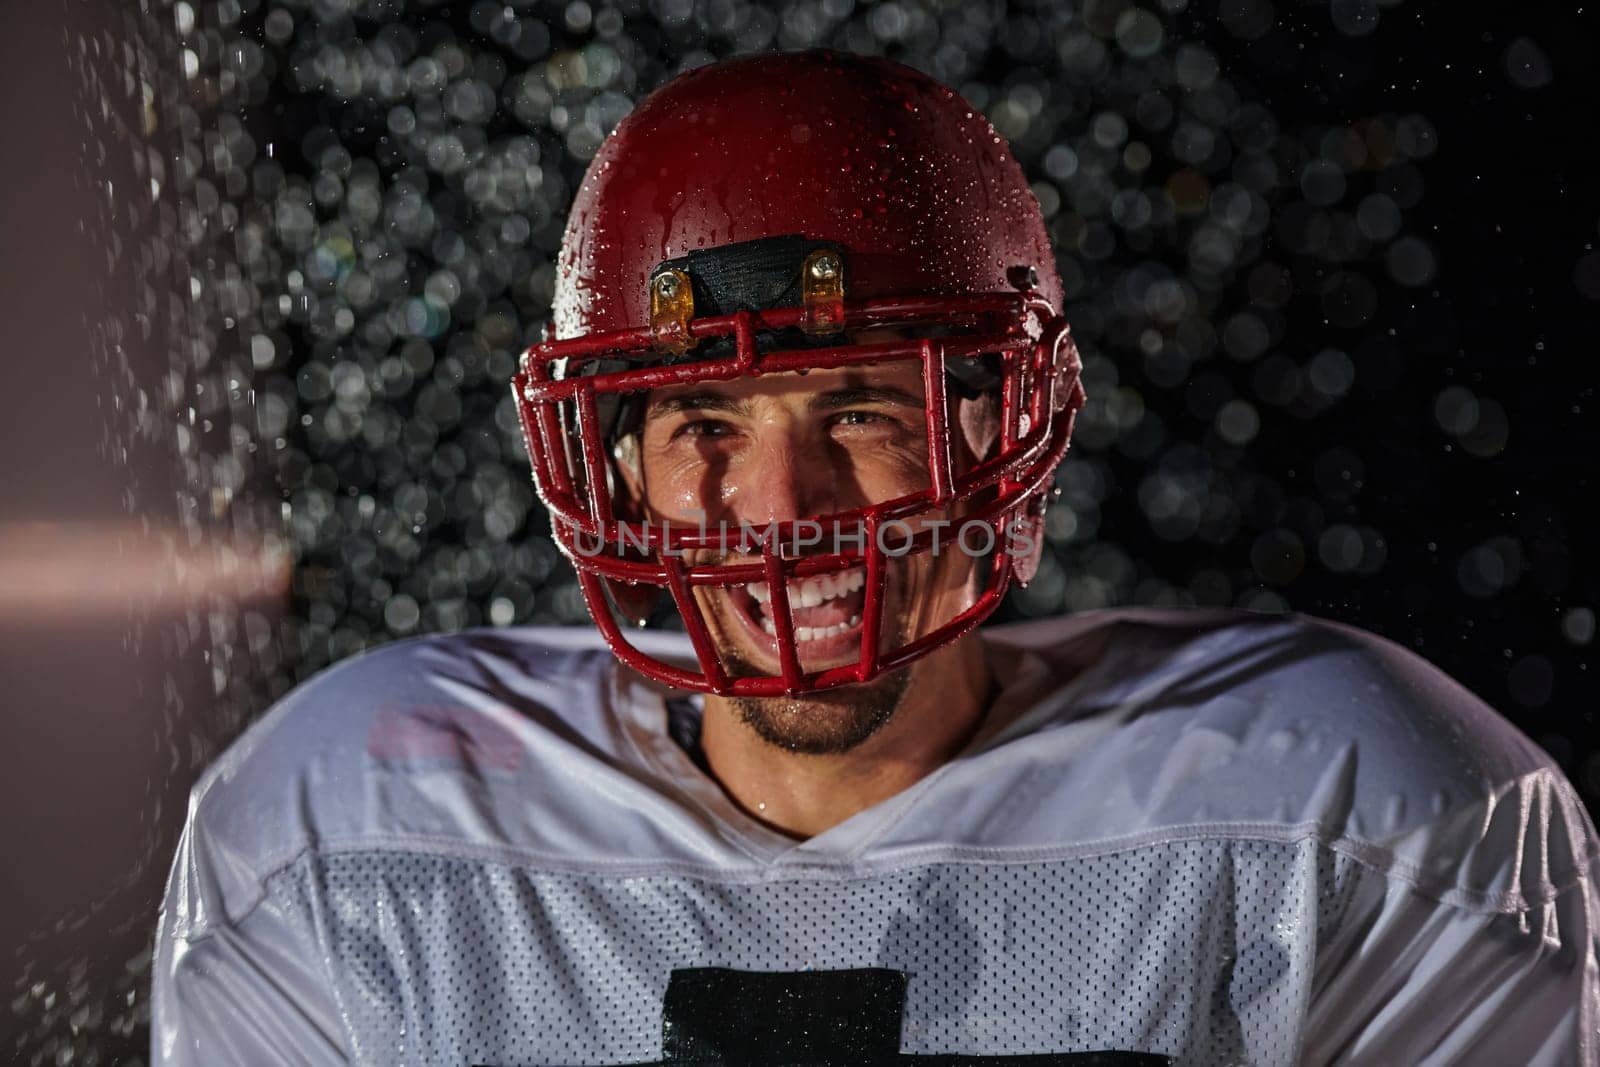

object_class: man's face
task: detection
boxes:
[616,356,987,752]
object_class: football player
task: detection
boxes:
[153,51,1600,1065]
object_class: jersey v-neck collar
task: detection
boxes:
[607,619,1125,868]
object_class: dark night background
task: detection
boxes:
[3,0,1597,1060]
[1185,3,1600,779]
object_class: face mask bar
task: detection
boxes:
[512,292,1078,695]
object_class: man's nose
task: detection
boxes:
[730,435,838,526]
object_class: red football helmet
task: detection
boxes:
[513,50,1084,696]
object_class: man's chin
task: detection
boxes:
[692,567,926,752]
[728,666,914,755]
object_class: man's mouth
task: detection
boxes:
[721,566,869,665]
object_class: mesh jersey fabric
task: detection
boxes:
[151,608,1600,1065]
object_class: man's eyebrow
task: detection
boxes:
[808,386,924,412]
[643,385,923,421]
[644,392,751,420]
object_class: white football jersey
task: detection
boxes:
[152,608,1600,1065]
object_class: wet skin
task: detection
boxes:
[614,356,997,837]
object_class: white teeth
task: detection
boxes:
[750,568,867,609]
[748,569,869,644]
[781,614,864,643]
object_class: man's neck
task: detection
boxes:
[698,633,995,839]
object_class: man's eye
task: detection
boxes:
[673,419,735,440]
[832,411,892,428]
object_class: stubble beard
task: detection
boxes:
[724,615,916,755]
